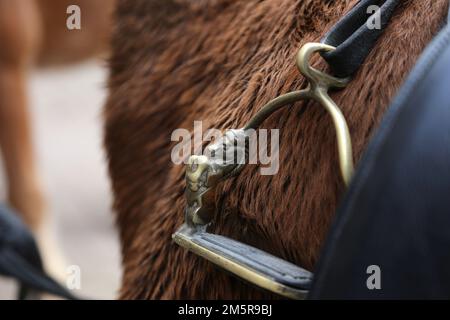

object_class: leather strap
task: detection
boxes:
[0,205,79,300]
[321,0,400,78]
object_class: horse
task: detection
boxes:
[0,0,113,280]
[104,0,449,299]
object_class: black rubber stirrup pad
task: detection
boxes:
[173,226,313,299]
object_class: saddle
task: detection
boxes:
[173,0,450,299]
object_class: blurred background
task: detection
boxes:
[0,0,120,299]
[0,60,121,299]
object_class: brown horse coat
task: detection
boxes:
[104,0,449,299]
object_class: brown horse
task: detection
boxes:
[104,0,449,299]
[0,0,113,278]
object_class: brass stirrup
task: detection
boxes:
[172,43,354,299]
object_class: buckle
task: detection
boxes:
[172,43,353,299]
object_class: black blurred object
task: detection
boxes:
[310,14,450,299]
[0,204,78,299]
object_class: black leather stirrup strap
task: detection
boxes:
[321,0,400,78]
[0,205,79,300]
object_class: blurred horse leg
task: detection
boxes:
[0,0,66,282]
[0,67,47,226]
[0,0,43,229]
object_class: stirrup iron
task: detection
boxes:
[173,43,354,299]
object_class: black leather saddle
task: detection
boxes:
[311,12,450,299]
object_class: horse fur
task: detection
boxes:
[104,0,449,299]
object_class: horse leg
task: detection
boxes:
[0,0,66,282]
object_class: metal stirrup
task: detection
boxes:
[172,43,354,299]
